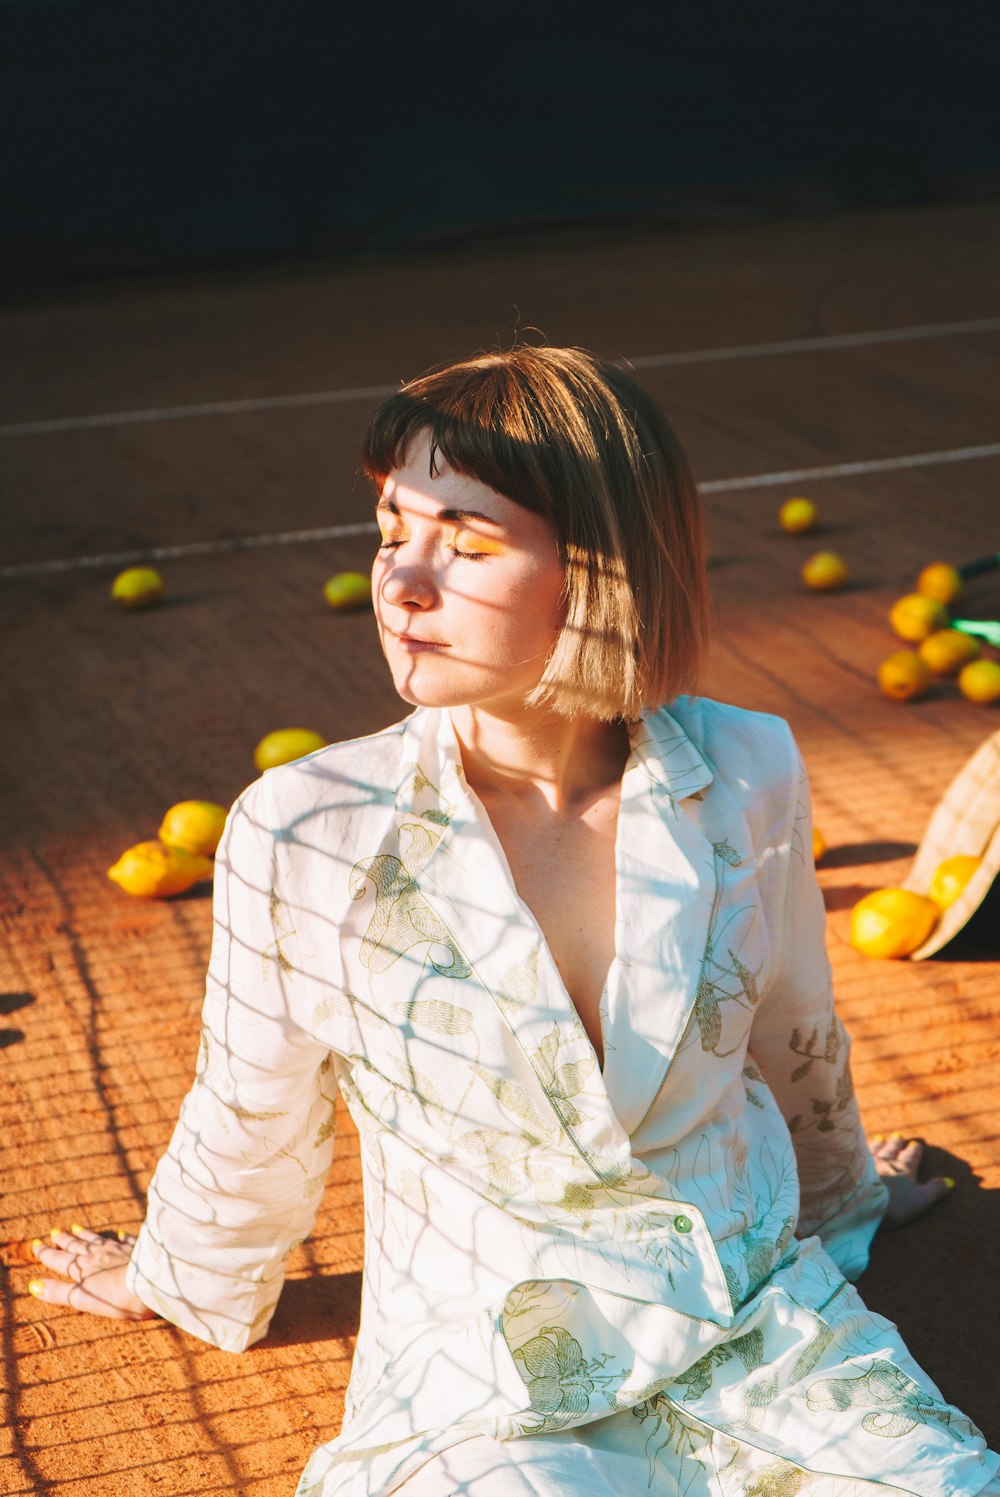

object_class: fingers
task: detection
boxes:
[25,1222,155,1321]
[28,1224,138,1295]
[869,1132,922,1164]
[29,1271,141,1319]
[881,1172,956,1230]
[28,1274,75,1308]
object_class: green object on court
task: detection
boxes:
[952,618,1000,648]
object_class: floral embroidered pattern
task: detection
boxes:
[785,1021,855,1137]
[350,823,471,977]
[805,1361,982,1441]
[672,1327,765,1399]
[691,841,762,1057]
[512,1325,619,1432]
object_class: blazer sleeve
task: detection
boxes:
[748,727,888,1280]
[126,776,339,1351]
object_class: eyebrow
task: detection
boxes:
[376,498,505,529]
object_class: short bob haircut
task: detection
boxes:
[362,345,708,723]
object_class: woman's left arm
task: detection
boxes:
[748,731,948,1278]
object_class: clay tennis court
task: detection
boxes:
[2,198,999,1492]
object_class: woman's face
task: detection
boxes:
[372,433,566,715]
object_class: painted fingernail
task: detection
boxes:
[49,1227,60,1241]
[891,1132,906,1141]
[943,1176,956,1191]
[871,1134,885,1144]
[28,1280,44,1297]
[905,1140,918,1149]
[30,1238,43,1254]
[70,1223,84,1235]
[116,1230,127,1242]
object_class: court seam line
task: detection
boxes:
[3,314,1000,438]
[4,440,999,579]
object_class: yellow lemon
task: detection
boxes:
[779,497,818,533]
[254,728,327,771]
[323,571,372,610]
[110,566,164,609]
[812,825,827,862]
[917,628,980,675]
[877,650,931,701]
[108,840,213,898]
[889,593,949,643]
[928,854,982,910]
[850,887,939,959]
[958,658,1000,704]
[916,561,963,605]
[158,800,228,857]
[802,551,848,591]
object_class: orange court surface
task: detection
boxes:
[2,199,1000,1492]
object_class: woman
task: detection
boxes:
[30,347,997,1495]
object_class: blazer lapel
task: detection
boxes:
[407,711,632,1183]
[601,709,718,1134]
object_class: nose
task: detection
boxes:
[377,565,438,612]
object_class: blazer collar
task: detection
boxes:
[624,704,715,805]
[393,702,715,813]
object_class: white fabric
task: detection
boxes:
[126,699,999,1497]
[400,1431,1000,1496]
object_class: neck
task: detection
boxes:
[449,703,631,814]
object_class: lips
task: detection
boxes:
[389,629,448,650]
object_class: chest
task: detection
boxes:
[479,790,620,1066]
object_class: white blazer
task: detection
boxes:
[128,699,996,1497]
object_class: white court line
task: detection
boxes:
[627,316,1000,370]
[0,521,382,578]
[699,440,1000,492]
[4,315,1000,438]
[4,440,999,580]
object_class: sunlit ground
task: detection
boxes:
[2,200,999,1492]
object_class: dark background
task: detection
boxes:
[3,0,1000,286]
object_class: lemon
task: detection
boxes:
[888,593,949,643]
[802,551,848,591]
[779,497,818,533]
[958,659,1000,704]
[158,800,228,857]
[323,571,372,610]
[917,628,980,675]
[254,728,327,772]
[850,887,939,959]
[928,854,982,910]
[812,825,827,862]
[877,650,931,702]
[111,566,164,609]
[916,562,963,606]
[108,840,213,898]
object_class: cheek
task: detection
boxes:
[531,561,568,632]
[370,554,387,612]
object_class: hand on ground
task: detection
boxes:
[29,1227,156,1320]
[871,1135,954,1230]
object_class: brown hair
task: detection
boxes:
[362,345,708,722]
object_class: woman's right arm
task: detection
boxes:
[30,779,340,1351]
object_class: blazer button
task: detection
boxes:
[673,1214,693,1234]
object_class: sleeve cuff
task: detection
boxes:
[125,1219,282,1352]
[811,1170,890,1282]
